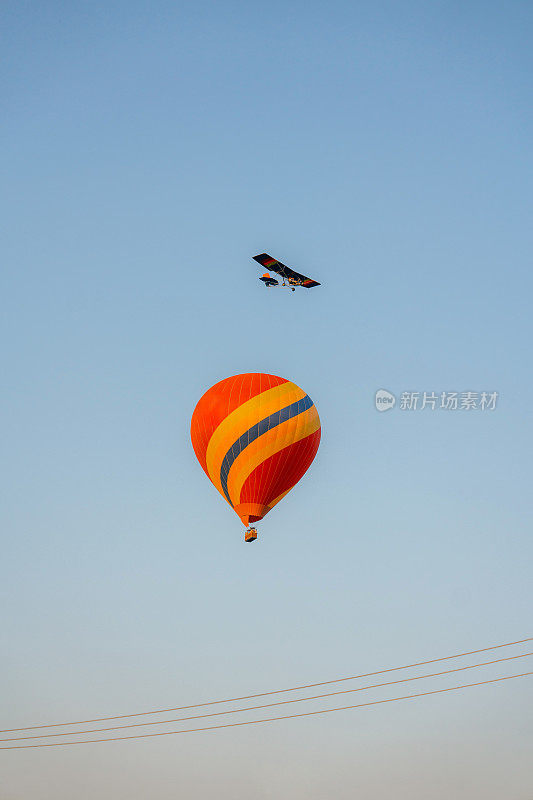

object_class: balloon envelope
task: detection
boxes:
[190,373,321,527]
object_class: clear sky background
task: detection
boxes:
[1,1,532,797]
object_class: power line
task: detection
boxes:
[2,651,531,743]
[2,635,530,734]
[1,672,530,750]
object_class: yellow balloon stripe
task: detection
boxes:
[205,381,304,497]
[226,406,321,507]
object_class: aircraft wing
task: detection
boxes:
[253,253,320,287]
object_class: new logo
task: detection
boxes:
[375,389,396,412]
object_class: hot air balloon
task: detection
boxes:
[190,373,321,542]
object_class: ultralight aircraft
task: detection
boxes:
[253,253,321,291]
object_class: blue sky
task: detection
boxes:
[1,2,532,797]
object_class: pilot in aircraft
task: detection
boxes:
[259,272,279,287]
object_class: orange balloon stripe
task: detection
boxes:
[193,377,282,480]
[234,410,317,511]
[270,391,311,503]
[226,405,320,508]
[191,374,288,474]
[260,386,300,507]
[241,432,320,510]
[262,397,305,507]
[269,429,321,507]
[220,394,314,509]
[241,428,305,510]
[205,382,305,499]
[240,429,321,509]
